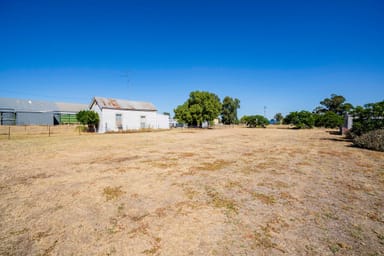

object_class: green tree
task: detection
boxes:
[241,115,269,128]
[350,100,384,136]
[314,111,343,128]
[221,96,240,125]
[174,91,222,127]
[284,111,315,129]
[274,113,284,124]
[314,94,353,115]
[76,110,100,132]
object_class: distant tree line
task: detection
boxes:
[280,94,351,129]
[281,93,384,151]
[173,91,383,151]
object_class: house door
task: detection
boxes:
[116,113,122,130]
[140,115,146,129]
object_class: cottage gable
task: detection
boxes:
[91,97,156,112]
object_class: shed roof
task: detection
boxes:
[91,97,157,111]
[55,102,88,113]
[0,97,87,113]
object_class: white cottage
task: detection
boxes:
[90,97,170,133]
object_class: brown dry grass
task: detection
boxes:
[0,127,384,255]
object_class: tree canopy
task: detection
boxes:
[274,113,284,124]
[314,111,343,128]
[174,91,222,127]
[284,111,315,129]
[312,94,352,128]
[221,96,240,125]
[350,100,384,136]
[240,115,269,128]
[314,94,353,116]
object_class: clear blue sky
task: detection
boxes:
[1,0,383,118]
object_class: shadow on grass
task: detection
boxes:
[327,130,341,135]
[320,130,353,144]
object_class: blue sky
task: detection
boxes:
[1,0,383,118]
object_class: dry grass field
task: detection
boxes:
[0,127,383,255]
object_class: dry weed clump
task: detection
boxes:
[178,152,195,158]
[103,186,125,201]
[198,160,233,171]
[142,237,161,255]
[250,191,276,205]
[205,187,238,214]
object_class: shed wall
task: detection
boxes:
[16,112,53,125]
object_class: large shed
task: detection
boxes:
[0,97,87,125]
[90,96,170,133]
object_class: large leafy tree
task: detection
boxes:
[76,110,99,132]
[174,91,222,127]
[221,96,240,125]
[314,94,353,128]
[314,94,353,115]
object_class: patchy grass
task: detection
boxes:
[1,127,383,255]
[206,187,238,214]
[103,186,125,201]
[195,160,233,171]
[250,191,276,205]
[329,243,341,254]
[143,237,161,255]
[178,152,195,158]
[251,224,285,253]
[183,187,199,200]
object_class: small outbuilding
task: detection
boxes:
[89,96,170,133]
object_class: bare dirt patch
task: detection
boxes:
[0,127,383,255]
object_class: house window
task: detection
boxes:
[140,115,146,129]
[116,113,122,130]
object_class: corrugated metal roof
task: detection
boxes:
[0,97,87,113]
[55,102,88,112]
[92,96,157,111]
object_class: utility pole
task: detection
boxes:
[264,106,267,118]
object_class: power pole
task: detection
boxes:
[264,106,267,118]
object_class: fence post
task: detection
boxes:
[48,125,51,137]
[8,126,10,140]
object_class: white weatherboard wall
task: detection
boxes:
[156,113,170,129]
[91,104,169,133]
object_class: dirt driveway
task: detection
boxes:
[0,127,383,255]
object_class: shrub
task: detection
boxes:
[353,129,384,152]
[241,115,269,128]
[76,110,100,132]
[314,111,343,128]
[350,101,384,136]
[284,111,314,129]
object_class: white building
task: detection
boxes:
[90,97,170,133]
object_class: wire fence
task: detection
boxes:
[0,125,87,140]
